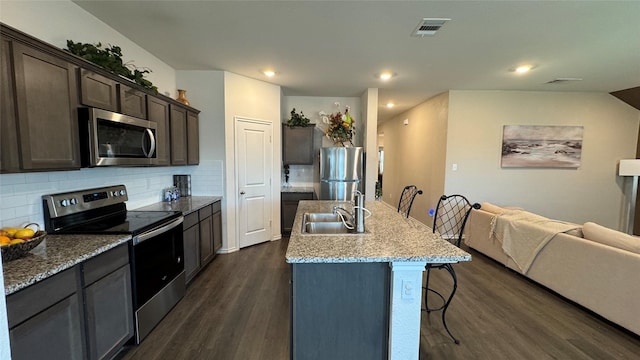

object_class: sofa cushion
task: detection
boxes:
[582,222,640,255]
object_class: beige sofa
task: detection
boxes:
[465,203,640,336]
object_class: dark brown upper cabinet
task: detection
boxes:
[120,84,147,119]
[2,38,81,172]
[283,125,315,165]
[1,37,20,173]
[79,69,118,112]
[147,95,171,166]
[187,111,199,165]
[169,104,188,165]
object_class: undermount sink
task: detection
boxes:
[304,222,352,234]
[301,212,355,235]
[304,213,341,222]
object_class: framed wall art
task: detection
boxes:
[501,125,583,168]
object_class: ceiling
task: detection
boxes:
[73,0,640,122]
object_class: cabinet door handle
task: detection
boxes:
[240,191,246,195]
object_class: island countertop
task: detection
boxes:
[285,200,472,264]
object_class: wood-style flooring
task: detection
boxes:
[117,237,640,360]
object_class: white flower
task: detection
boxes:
[322,116,329,124]
[319,110,327,116]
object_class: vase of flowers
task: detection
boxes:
[320,103,355,146]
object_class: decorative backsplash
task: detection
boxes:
[0,160,223,228]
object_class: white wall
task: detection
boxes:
[377,93,449,225]
[446,90,639,230]
[224,72,281,251]
[0,0,176,96]
[361,88,379,202]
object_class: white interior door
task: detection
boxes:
[235,118,273,248]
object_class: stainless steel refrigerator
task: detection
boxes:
[319,147,363,201]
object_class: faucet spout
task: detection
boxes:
[333,206,354,229]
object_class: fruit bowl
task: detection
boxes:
[1,224,46,262]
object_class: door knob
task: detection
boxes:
[240,191,246,195]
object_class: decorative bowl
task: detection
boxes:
[1,224,46,262]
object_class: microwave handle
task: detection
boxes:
[142,128,156,158]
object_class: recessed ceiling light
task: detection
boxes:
[263,70,276,77]
[377,72,396,81]
[512,65,534,74]
[386,103,395,108]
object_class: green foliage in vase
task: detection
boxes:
[287,108,311,127]
[66,40,158,93]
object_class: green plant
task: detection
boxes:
[66,40,158,93]
[287,108,311,127]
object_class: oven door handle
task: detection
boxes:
[133,216,184,245]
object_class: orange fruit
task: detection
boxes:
[2,228,19,238]
[0,235,10,245]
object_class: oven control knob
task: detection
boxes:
[119,190,126,196]
[70,198,77,205]
[60,199,70,207]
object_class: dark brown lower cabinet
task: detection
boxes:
[82,245,134,360]
[281,192,314,234]
[183,212,201,284]
[291,262,390,360]
[184,201,222,285]
[199,204,214,266]
[6,244,133,360]
[212,205,223,254]
[8,268,85,360]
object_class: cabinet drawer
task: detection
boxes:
[184,211,199,229]
[7,267,78,328]
[82,244,129,286]
[199,204,213,220]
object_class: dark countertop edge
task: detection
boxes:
[4,234,131,296]
[135,196,222,215]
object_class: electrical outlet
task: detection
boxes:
[401,280,414,300]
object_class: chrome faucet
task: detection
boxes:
[332,191,370,233]
[333,206,355,230]
[354,191,365,233]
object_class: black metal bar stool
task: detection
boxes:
[424,194,480,344]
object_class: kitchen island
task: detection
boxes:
[286,200,471,360]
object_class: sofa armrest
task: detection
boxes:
[465,208,495,245]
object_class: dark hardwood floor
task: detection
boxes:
[118,237,640,360]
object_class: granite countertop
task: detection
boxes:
[286,200,472,264]
[3,233,131,295]
[281,186,315,194]
[135,196,222,215]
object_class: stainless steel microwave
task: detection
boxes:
[79,107,158,167]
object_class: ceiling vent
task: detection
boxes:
[411,18,450,37]
[545,78,583,84]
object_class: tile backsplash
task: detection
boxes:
[0,160,223,229]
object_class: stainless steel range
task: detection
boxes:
[42,185,185,344]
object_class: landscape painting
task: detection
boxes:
[501,125,583,168]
